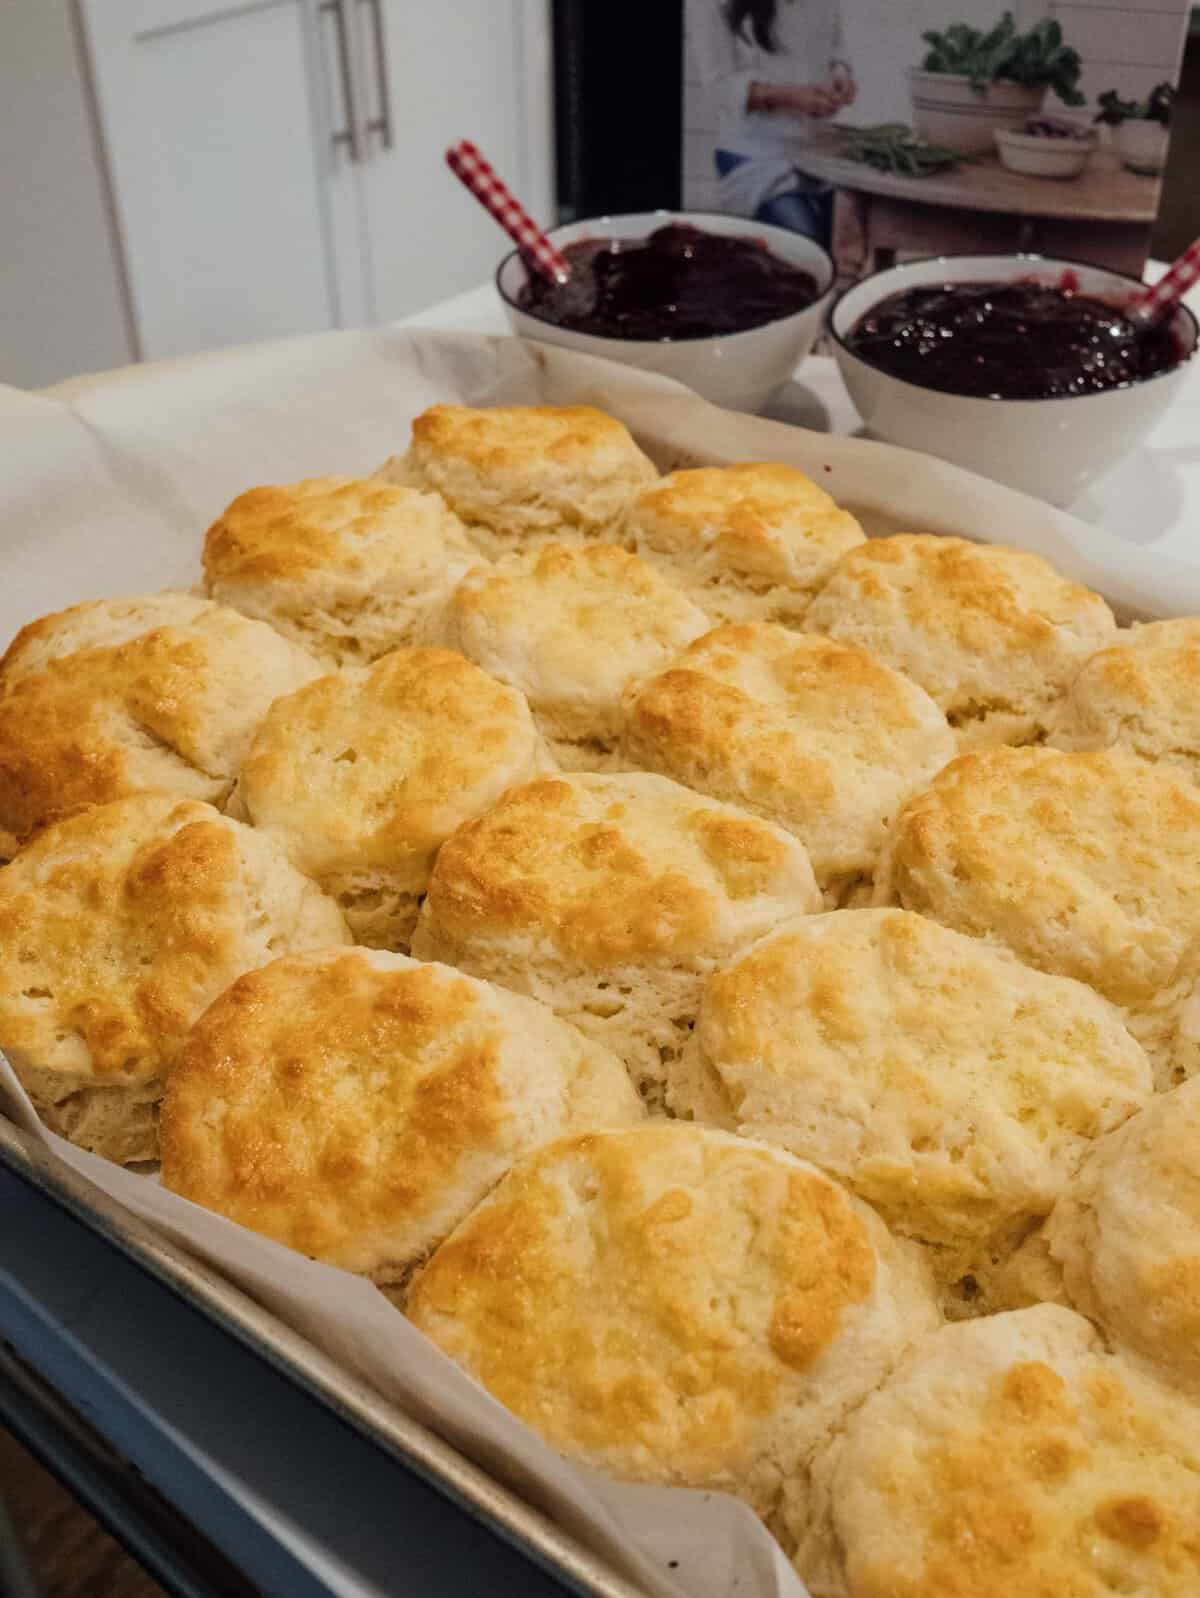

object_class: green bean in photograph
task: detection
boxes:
[835,124,962,177]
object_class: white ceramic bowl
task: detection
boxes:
[830,254,1197,506]
[994,126,1095,178]
[497,211,835,414]
[1116,120,1171,175]
[908,69,1042,156]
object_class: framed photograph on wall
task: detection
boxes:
[682,2,1192,284]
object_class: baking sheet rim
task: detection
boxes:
[0,1113,647,1598]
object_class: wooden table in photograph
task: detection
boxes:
[798,132,1160,282]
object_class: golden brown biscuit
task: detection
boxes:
[877,746,1200,1087]
[238,647,550,951]
[1050,619,1200,783]
[379,403,657,556]
[969,1226,1071,1320]
[0,591,210,685]
[797,1305,1200,1598]
[431,543,709,768]
[407,1123,938,1548]
[804,534,1117,747]
[202,476,481,666]
[0,794,349,1163]
[623,463,865,628]
[1048,1078,1200,1396]
[621,624,955,898]
[0,595,323,851]
[410,772,821,1107]
[161,948,642,1280]
[674,910,1151,1310]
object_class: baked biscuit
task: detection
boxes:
[1048,1078,1200,1396]
[877,746,1200,1087]
[674,909,1151,1309]
[620,625,955,898]
[410,772,821,1107]
[797,1304,1200,1598]
[623,463,865,628]
[238,647,549,950]
[161,948,642,1281]
[431,543,709,769]
[380,403,658,556]
[407,1123,938,1548]
[1050,619,1200,783]
[202,476,481,666]
[0,591,211,684]
[803,534,1117,747]
[0,794,349,1164]
[0,595,322,851]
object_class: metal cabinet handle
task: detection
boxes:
[320,0,362,162]
[361,0,394,150]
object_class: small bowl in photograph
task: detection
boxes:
[829,254,1197,506]
[496,211,835,414]
[994,125,1096,178]
[1115,119,1171,176]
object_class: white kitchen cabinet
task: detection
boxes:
[0,6,135,388]
[81,0,362,361]
[359,0,554,322]
[80,0,553,362]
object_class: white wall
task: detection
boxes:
[1049,0,1190,107]
[843,0,1046,128]
[683,0,1190,208]
[0,3,135,388]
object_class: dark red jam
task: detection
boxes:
[845,279,1183,399]
[516,223,821,341]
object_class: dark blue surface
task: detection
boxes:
[0,1170,585,1598]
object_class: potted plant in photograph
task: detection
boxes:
[1094,83,1175,176]
[910,12,1085,156]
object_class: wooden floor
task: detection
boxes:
[0,1426,167,1598]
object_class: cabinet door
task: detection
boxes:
[81,0,369,361]
[357,0,554,324]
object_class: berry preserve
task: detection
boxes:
[516,224,822,342]
[844,279,1182,399]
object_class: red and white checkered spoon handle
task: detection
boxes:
[445,139,570,286]
[1127,237,1200,327]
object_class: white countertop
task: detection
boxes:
[405,281,1200,567]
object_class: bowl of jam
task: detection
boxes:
[830,255,1197,504]
[497,211,834,413]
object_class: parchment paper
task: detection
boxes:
[3,328,1197,1598]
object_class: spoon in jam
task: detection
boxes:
[1126,236,1200,331]
[445,138,570,286]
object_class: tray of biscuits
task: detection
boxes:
[3,328,1200,1598]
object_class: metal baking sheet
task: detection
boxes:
[0,1114,647,1598]
[6,324,1197,1598]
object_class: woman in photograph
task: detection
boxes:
[689,0,856,243]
